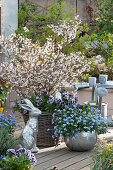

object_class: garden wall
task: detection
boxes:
[19,0,97,25]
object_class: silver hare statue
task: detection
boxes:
[19,99,41,153]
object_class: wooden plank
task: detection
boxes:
[45,151,92,170]
[34,150,83,170]
[36,148,70,165]
[63,157,92,170]
[80,165,91,170]
[35,143,67,158]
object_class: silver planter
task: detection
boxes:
[64,131,97,151]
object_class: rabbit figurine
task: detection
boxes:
[19,99,41,153]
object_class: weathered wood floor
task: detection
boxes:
[34,143,92,170]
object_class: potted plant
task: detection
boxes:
[13,88,78,147]
[52,104,108,151]
[0,148,37,170]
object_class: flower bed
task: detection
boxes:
[91,140,113,169]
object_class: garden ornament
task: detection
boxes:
[99,74,108,84]
[19,99,41,153]
[89,77,96,101]
[95,87,108,111]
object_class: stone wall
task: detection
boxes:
[19,0,97,25]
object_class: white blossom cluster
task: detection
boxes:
[48,16,81,43]
[0,19,91,97]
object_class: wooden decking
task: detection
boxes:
[34,143,92,170]
[4,108,113,170]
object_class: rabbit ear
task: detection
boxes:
[24,99,34,108]
[19,104,32,111]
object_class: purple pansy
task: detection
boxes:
[41,90,48,95]
[35,97,42,106]
[61,89,67,93]
[6,149,16,156]
[16,148,27,157]
[6,148,37,165]
[17,100,22,104]
[68,93,74,98]
[30,153,37,165]
[47,96,54,104]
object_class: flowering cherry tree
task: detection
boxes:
[0,17,91,97]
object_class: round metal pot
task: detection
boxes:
[64,131,97,151]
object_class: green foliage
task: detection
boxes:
[96,0,113,34]
[91,141,113,170]
[90,32,113,65]
[81,73,91,82]
[76,30,113,71]
[0,127,18,156]
[18,2,37,27]
[0,153,31,170]
[17,2,72,44]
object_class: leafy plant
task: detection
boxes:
[75,30,113,73]
[91,140,113,170]
[0,127,18,156]
[52,104,107,138]
[96,0,113,34]
[17,2,70,44]
[0,148,36,169]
